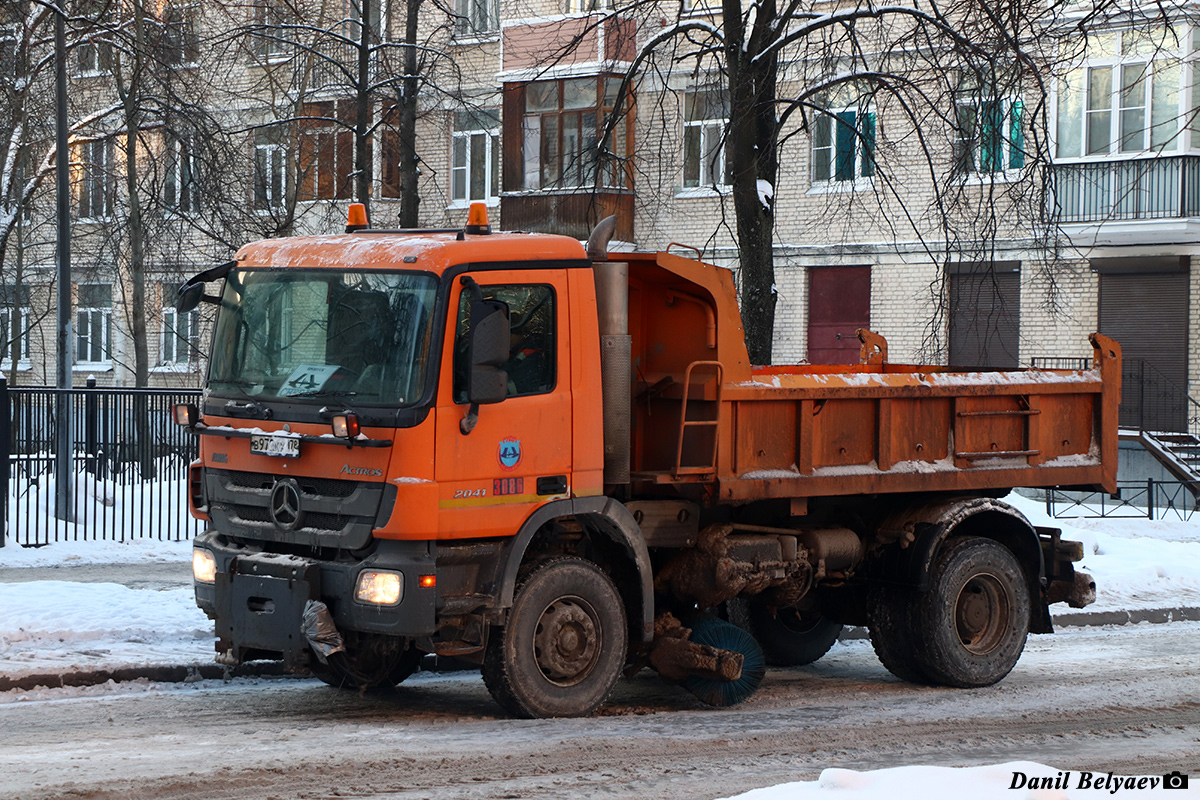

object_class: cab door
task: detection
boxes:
[433,268,573,539]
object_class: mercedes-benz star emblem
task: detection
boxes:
[269,478,303,530]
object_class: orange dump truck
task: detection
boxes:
[178,206,1110,717]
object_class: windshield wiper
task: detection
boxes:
[287,390,359,398]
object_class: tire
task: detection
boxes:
[316,632,423,690]
[482,557,628,718]
[911,536,1031,688]
[867,586,930,684]
[731,600,843,667]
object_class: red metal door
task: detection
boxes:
[807,266,870,364]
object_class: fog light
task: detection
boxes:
[355,570,403,605]
[192,549,216,583]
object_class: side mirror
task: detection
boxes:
[466,299,509,405]
[176,281,205,313]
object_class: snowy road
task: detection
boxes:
[2,621,1197,800]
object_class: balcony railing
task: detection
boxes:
[1051,155,1200,223]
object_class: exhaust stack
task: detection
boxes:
[588,216,631,485]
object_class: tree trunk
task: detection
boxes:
[396,0,421,228]
[355,0,372,212]
[724,0,780,366]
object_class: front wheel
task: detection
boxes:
[482,557,628,718]
[911,536,1031,688]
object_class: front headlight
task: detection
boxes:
[192,549,217,584]
[355,570,404,605]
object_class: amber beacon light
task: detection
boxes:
[345,202,369,232]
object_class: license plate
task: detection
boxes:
[250,434,300,458]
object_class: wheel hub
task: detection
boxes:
[955,573,1009,655]
[533,598,600,685]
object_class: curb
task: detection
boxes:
[4,608,1198,694]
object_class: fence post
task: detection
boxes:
[1147,477,1155,520]
[85,376,98,476]
[0,376,8,548]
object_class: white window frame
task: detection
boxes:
[810,104,876,187]
[954,94,1026,175]
[681,89,730,192]
[164,134,200,216]
[453,0,498,39]
[565,0,611,12]
[76,283,113,368]
[251,1,293,61]
[159,305,199,369]
[0,286,32,371]
[162,1,200,67]
[451,109,500,206]
[1055,27,1190,160]
[76,138,115,221]
[253,136,288,212]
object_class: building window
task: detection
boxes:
[683,89,730,188]
[0,285,31,369]
[452,108,499,204]
[251,1,294,60]
[162,2,200,66]
[160,305,199,367]
[454,0,498,37]
[955,94,1025,174]
[164,134,200,215]
[812,104,876,183]
[565,0,610,11]
[298,101,355,202]
[253,128,288,211]
[75,138,115,220]
[516,76,628,191]
[1056,27,1185,158]
[76,283,113,366]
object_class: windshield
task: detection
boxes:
[209,268,438,405]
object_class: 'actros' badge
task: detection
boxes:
[498,438,522,471]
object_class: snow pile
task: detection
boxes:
[0,535,193,567]
[1005,493,1200,613]
[0,581,212,678]
[721,762,1179,800]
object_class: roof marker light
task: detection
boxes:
[465,202,491,235]
[346,203,369,232]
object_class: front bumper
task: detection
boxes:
[193,530,438,666]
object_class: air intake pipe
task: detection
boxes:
[587,216,631,485]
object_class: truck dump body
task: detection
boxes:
[620,250,1121,502]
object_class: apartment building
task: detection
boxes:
[1,0,1197,440]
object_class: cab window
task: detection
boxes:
[453,284,555,402]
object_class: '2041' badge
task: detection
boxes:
[498,438,522,471]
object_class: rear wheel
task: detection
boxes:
[731,600,843,667]
[482,557,627,718]
[911,536,1030,688]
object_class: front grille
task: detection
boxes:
[205,468,383,550]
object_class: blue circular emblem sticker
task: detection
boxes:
[498,438,522,471]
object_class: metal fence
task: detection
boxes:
[1046,479,1200,521]
[1,379,203,546]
